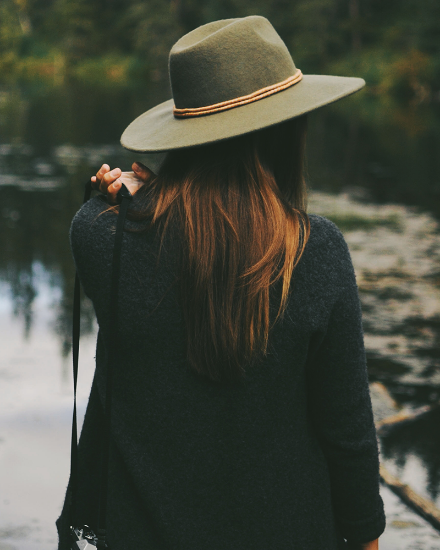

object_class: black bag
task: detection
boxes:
[71,525,101,549]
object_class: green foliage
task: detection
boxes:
[0,0,440,99]
[72,55,141,87]
[324,213,402,232]
[0,0,25,54]
[125,0,183,76]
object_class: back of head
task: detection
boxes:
[135,116,310,382]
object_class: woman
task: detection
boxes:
[57,16,385,549]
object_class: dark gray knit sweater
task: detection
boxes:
[57,195,386,549]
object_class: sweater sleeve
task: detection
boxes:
[306,221,386,543]
[69,195,114,303]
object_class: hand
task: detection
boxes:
[91,162,155,204]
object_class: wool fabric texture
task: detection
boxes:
[57,195,386,549]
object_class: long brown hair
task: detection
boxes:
[132,115,310,382]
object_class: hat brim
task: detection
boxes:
[121,75,365,153]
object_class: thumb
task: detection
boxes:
[132,161,155,182]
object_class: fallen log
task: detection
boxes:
[372,382,440,531]
[375,403,438,434]
[380,464,440,532]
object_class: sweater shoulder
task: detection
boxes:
[307,213,347,249]
[298,213,356,291]
[305,213,352,262]
[70,195,146,259]
[69,195,123,282]
[70,195,113,242]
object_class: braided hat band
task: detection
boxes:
[173,69,303,118]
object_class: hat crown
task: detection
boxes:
[169,16,296,110]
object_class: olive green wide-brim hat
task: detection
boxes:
[121,16,365,153]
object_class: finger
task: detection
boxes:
[92,164,110,189]
[106,179,122,204]
[100,168,121,194]
[97,163,110,178]
[132,161,155,182]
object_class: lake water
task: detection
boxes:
[1,82,440,548]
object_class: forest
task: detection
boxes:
[1,0,440,102]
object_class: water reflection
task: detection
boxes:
[306,97,440,218]
[1,182,81,350]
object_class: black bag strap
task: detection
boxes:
[69,181,92,528]
[69,181,132,549]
